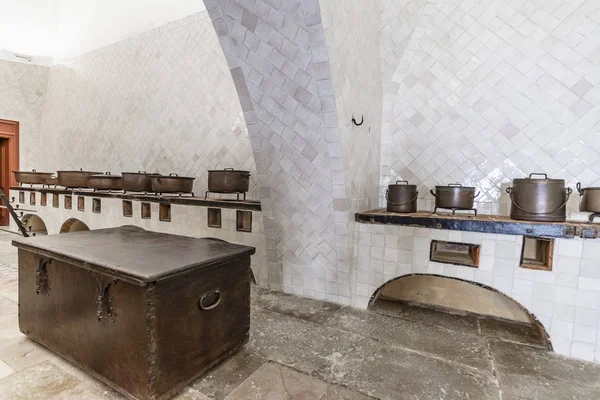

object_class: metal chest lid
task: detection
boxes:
[12,226,256,286]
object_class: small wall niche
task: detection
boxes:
[77,196,85,211]
[236,210,252,232]
[122,200,133,217]
[159,204,171,222]
[141,202,151,219]
[430,240,480,268]
[92,198,101,214]
[64,195,72,210]
[52,194,59,208]
[19,191,24,204]
[520,236,554,271]
[41,193,47,206]
[208,208,221,228]
[29,192,36,206]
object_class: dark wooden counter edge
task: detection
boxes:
[355,210,600,239]
[10,187,261,211]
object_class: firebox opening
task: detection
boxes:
[430,240,480,267]
[60,218,90,234]
[370,274,550,349]
[521,237,554,271]
[21,214,48,236]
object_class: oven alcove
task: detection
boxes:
[370,274,551,349]
[59,218,90,234]
[21,214,48,236]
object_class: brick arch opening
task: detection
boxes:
[21,214,48,236]
[60,218,90,234]
[370,273,552,349]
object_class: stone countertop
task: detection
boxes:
[10,186,261,211]
[356,209,600,239]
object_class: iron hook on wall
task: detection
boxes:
[352,115,364,126]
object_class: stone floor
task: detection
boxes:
[1,229,600,399]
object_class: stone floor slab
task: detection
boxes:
[251,286,344,324]
[0,360,80,399]
[0,296,17,316]
[0,337,55,372]
[316,337,499,400]
[0,359,16,379]
[325,307,492,371]
[320,384,374,400]
[191,346,266,399]
[372,299,481,334]
[226,362,329,400]
[251,309,362,374]
[479,318,546,347]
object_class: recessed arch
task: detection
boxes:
[370,273,552,349]
[60,218,90,234]
[21,214,48,236]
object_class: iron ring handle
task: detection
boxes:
[430,190,438,197]
[474,191,481,199]
[32,169,36,172]
[105,172,111,175]
[224,168,234,171]
[199,290,222,311]
[529,173,548,179]
[448,183,463,187]
[169,173,178,176]
[576,182,583,194]
[395,180,408,185]
[385,190,419,206]
[507,188,571,215]
[138,170,146,173]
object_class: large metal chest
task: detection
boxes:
[12,226,255,400]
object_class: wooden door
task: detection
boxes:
[0,119,19,226]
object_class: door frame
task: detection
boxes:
[0,119,19,226]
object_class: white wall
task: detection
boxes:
[0,0,60,59]
[54,0,205,59]
[0,0,205,62]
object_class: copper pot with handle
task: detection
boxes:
[430,184,480,210]
[386,180,418,213]
[506,173,571,222]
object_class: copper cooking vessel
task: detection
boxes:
[13,170,54,185]
[57,169,103,188]
[122,171,160,192]
[86,172,123,191]
[150,174,195,194]
[430,184,479,210]
[577,182,600,214]
[506,173,571,222]
[386,180,418,213]
[208,168,250,193]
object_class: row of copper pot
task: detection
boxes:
[386,173,600,223]
[14,168,251,194]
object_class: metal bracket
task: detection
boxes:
[95,277,117,322]
[36,257,51,295]
[352,115,364,126]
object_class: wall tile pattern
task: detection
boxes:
[8,189,269,286]
[0,60,49,169]
[203,0,352,303]
[381,0,600,215]
[355,222,600,362]
[37,13,258,199]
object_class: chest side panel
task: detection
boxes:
[18,249,150,399]
[150,257,251,398]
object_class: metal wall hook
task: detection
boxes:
[352,115,364,126]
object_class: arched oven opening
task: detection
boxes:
[21,214,48,236]
[369,274,551,350]
[60,218,90,234]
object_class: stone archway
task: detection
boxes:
[370,273,552,349]
[59,218,90,234]
[21,214,48,236]
[201,1,351,302]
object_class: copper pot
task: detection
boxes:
[507,173,571,222]
[386,180,418,213]
[577,182,600,213]
[122,171,160,192]
[208,168,250,193]
[57,169,103,188]
[430,184,479,210]
[86,172,123,191]
[151,174,195,194]
[13,170,54,185]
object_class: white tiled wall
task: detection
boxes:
[381,0,600,215]
[8,189,269,286]
[0,60,49,169]
[354,221,600,362]
[37,12,258,199]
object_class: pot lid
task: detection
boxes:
[88,173,121,179]
[435,184,476,190]
[57,170,103,174]
[122,171,160,175]
[513,173,564,185]
[208,168,250,174]
[13,170,53,175]
[388,180,416,188]
[154,174,195,180]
